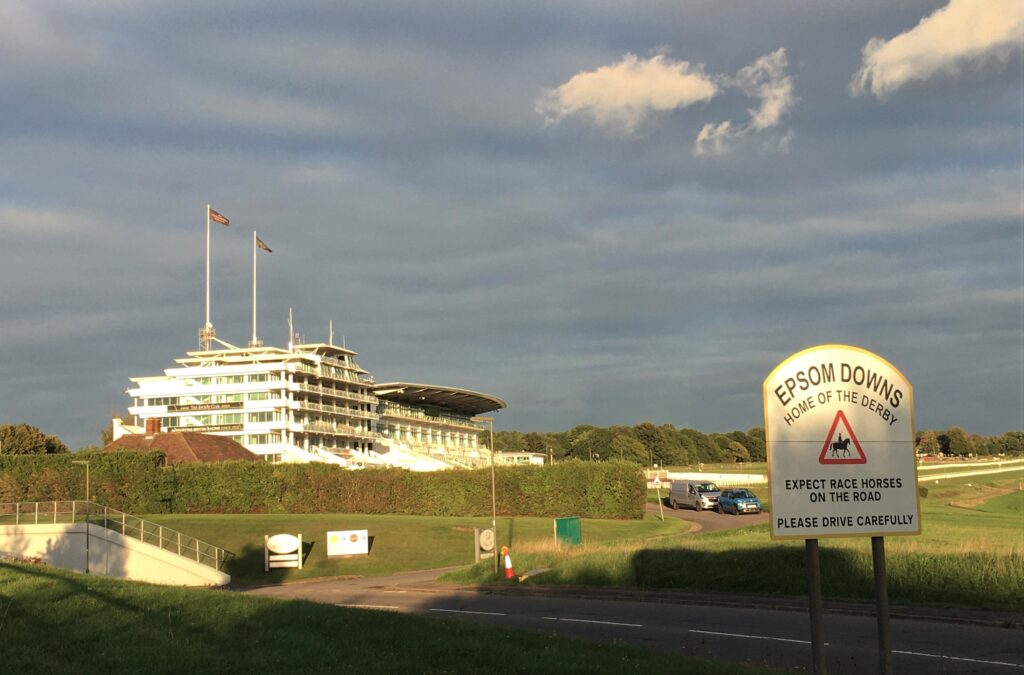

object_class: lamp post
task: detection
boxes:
[71,460,90,574]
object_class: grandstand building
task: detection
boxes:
[122,342,505,470]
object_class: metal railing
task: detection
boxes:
[0,501,233,572]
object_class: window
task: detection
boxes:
[248,411,276,423]
[145,397,178,407]
[248,373,270,383]
[247,434,272,445]
[248,391,270,401]
[217,413,243,425]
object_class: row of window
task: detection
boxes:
[189,373,275,385]
[146,392,273,407]
[163,412,273,427]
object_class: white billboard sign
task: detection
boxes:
[327,529,369,557]
[764,345,920,540]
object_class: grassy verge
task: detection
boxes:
[0,561,782,675]
[449,476,1024,611]
[145,512,690,586]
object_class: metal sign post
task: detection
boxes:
[805,539,825,674]
[653,476,664,521]
[764,345,918,675]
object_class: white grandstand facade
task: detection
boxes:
[122,341,506,470]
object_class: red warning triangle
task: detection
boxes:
[818,410,866,464]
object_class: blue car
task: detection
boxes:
[717,488,762,515]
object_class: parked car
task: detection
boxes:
[717,488,762,515]
[668,480,721,511]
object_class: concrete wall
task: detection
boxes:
[0,523,230,587]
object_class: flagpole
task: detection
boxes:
[204,204,212,349]
[252,231,258,346]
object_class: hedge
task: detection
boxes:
[0,455,645,519]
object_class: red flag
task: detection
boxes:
[209,207,230,226]
[256,235,272,253]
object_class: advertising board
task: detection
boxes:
[327,529,369,557]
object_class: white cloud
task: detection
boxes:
[535,53,718,135]
[693,48,795,156]
[850,0,1024,97]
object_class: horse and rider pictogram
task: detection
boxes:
[818,410,867,464]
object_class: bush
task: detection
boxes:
[0,455,645,519]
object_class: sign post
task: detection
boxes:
[653,475,664,521]
[764,345,918,675]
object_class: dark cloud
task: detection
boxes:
[1,1,1020,449]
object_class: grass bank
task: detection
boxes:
[0,561,781,675]
[145,512,690,586]
[449,475,1024,611]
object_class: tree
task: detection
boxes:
[0,424,69,455]
[570,427,611,461]
[939,427,972,456]
[726,441,751,463]
[524,432,547,456]
[493,431,525,454]
[745,427,766,461]
[916,431,940,456]
[609,430,647,464]
[995,431,1024,456]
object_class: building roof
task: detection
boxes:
[103,432,260,464]
[374,382,506,416]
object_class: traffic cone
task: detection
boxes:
[501,546,515,579]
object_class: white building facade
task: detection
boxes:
[125,342,505,470]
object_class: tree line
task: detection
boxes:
[491,423,1024,466]
[0,422,1020,462]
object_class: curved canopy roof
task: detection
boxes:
[374,382,506,417]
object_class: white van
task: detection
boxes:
[668,480,722,511]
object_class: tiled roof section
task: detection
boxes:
[103,432,259,464]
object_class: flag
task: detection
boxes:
[209,207,230,226]
[256,235,272,253]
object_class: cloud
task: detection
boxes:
[693,48,795,156]
[535,53,718,135]
[850,0,1024,97]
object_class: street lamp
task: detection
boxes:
[71,460,90,502]
[71,460,90,574]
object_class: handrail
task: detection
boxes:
[0,501,233,572]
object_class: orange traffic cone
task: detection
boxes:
[501,546,515,579]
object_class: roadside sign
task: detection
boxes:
[327,529,369,557]
[653,476,661,487]
[764,345,920,540]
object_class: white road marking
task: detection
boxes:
[894,650,1024,669]
[430,608,506,617]
[336,604,399,611]
[688,631,1022,669]
[689,629,824,645]
[543,617,643,628]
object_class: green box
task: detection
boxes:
[554,516,582,546]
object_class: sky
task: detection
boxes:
[1,0,1022,450]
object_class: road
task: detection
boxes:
[646,499,770,532]
[242,570,1024,674]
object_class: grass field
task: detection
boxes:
[145,512,691,586]
[0,561,782,675]
[451,473,1024,611]
[126,471,1024,610]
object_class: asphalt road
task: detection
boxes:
[646,499,770,532]
[242,571,1024,674]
